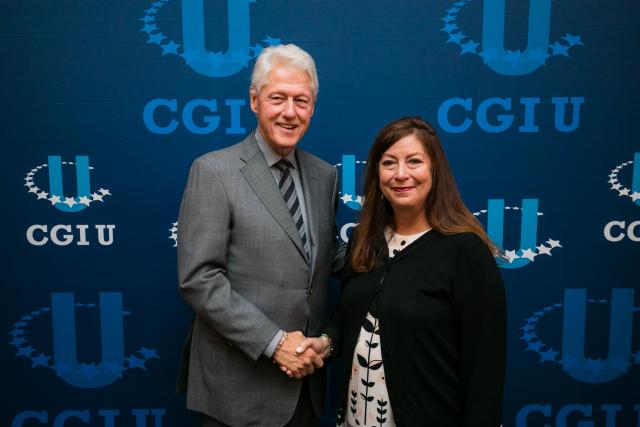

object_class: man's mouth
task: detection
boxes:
[277,123,297,130]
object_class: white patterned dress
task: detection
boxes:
[337,229,430,427]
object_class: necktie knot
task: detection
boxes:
[274,159,292,172]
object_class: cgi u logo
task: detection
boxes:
[562,289,636,383]
[47,155,91,213]
[487,199,538,269]
[339,155,364,211]
[51,292,125,388]
[633,152,640,206]
[182,0,254,77]
[482,0,552,75]
[607,152,640,208]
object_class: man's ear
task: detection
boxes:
[249,87,258,113]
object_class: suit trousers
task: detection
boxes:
[200,379,319,427]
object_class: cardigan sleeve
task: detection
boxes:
[454,234,507,427]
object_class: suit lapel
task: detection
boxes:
[239,135,308,262]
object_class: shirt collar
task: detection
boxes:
[255,129,298,169]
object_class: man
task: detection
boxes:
[176,44,342,426]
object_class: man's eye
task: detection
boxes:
[295,98,310,106]
[270,96,285,102]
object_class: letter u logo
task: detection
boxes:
[47,155,91,213]
[487,199,538,269]
[562,289,635,383]
[482,0,552,75]
[340,155,363,211]
[633,152,640,206]
[182,0,252,77]
[51,292,125,388]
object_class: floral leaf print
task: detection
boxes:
[357,353,369,368]
[360,392,374,402]
[368,360,383,370]
[362,317,375,333]
[376,398,388,424]
[361,379,375,387]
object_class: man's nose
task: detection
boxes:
[282,98,296,117]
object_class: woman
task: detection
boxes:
[299,117,506,426]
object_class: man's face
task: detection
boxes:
[250,66,315,157]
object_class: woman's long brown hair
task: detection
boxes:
[350,117,500,272]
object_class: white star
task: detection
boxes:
[612,183,622,190]
[37,191,49,200]
[63,197,77,208]
[28,186,39,193]
[355,195,363,205]
[521,248,537,261]
[631,192,640,202]
[340,194,353,203]
[98,188,111,196]
[546,239,562,248]
[91,192,104,202]
[504,250,518,263]
[49,195,61,205]
[608,178,617,184]
[618,188,630,196]
[536,244,552,256]
[480,209,487,214]
[78,196,92,206]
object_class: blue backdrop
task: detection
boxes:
[3,1,639,426]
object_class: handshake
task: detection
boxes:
[272,331,332,379]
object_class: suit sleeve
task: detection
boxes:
[177,157,280,361]
[455,235,507,427]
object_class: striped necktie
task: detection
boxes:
[274,159,310,259]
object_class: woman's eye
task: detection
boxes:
[380,160,396,168]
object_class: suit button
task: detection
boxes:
[308,288,313,295]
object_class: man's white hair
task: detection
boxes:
[250,44,318,98]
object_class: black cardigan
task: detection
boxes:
[326,230,506,427]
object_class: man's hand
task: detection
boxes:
[296,336,331,359]
[272,331,323,379]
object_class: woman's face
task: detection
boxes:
[378,133,432,217]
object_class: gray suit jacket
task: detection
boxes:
[176,133,342,426]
